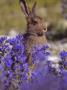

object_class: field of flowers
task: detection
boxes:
[0,34,67,90]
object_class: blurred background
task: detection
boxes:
[0,0,67,41]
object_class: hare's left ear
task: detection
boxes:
[32,2,37,15]
[19,0,30,18]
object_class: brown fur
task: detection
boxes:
[20,0,47,66]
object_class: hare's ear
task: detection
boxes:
[32,2,37,15]
[19,0,29,18]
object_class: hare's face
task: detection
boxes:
[27,16,47,36]
[20,0,47,36]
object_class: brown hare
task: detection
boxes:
[19,0,47,66]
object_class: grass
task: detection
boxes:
[0,0,63,35]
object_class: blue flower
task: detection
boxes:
[60,70,67,90]
[16,33,24,41]
[59,50,67,68]
[31,44,50,63]
[2,55,13,68]
[0,36,7,44]
[60,50,67,59]
[7,38,16,45]
[23,63,28,72]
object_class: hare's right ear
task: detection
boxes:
[32,2,37,15]
[19,0,30,18]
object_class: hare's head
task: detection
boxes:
[20,0,47,36]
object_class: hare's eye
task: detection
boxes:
[32,20,38,25]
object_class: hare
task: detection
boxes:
[19,0,47,66]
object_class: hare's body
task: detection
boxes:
[26,35,47,45]
[24,33,47,65]
[20,0,47,66]
[25,34,47,49]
